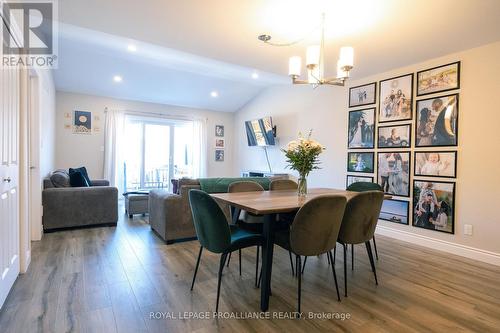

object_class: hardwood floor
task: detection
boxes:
[1,211,500,333]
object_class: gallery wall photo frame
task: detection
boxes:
[379,199,410,225]
[347,108,376,149]
[378,73,414,123]
[215,125,224,137]
[416,61,461,97]
[346,175,374,188]
[347,152,375,174]
[412,180,456,234]
[215,149,225,162]
[414,151,457,178]
[376,151,411,197]
[415,93,459,148]
[215,138,225,148]
[377,123,412,148]
[349,82,377,108]
[73,110,92,134]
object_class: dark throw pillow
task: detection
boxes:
[69,169,90,187]
[69,167,91,186]
[50,170,70,187]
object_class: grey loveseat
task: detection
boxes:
[42,175,118,231]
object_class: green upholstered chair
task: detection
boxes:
[269,179,298,191]
[274,195,347,312]
[346,182,383,268]
[337,191,384,297]
[188,189,263,312]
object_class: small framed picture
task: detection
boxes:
[377,152,411,197]
[413,180,455,234]
[346,175,374,188]
[349,82,376,107]
[377,124,411,148]
[347,108,375,149]
[378,73,413,123]
[215,125,224,137]
[379,199,410,225]
[215,149,224,162]
[73,110,92,134]
[215,139,225,148]
[347,152,374,173]
[417,61,460,96]
[415,94,458,147]
[414,151,457,178]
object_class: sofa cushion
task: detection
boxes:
[50,170,70,188]
[69,170,90,187]
[69,167,91,186]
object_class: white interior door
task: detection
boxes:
[0,41,21,309]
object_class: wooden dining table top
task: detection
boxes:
[211,188,391,215]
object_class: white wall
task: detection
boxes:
[234,41,500,262]
[38,69,57,178]
[55,91,235,179]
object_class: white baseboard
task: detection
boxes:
[376,225,500,267]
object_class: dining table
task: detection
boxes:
[211,187,391,312]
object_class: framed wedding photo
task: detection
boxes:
[417,61,460,96]
[377,152,411,197]
[378,124,411,148]
[413,180,455,234]
[415,93,459,147]
[379,199,410,225]
[346,175,374,188]
[347,108,375,149]
[414,151,457,178]
[349,82,376,107]
[347,152,374,173]
[378,74,413,123]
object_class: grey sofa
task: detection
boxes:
[42,177,118,231]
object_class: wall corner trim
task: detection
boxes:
[376,225,500,267]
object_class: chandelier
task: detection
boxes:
[258,13,354,87]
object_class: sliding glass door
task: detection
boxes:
[123,116,194,191]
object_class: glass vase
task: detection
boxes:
[298,176,307,197]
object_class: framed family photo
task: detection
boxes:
[346,175,374,188]
[377,124,411,148]
[414,151,457,178]
[349,82,376,107]
[415,94,459,147]
[378,74,413,123]
[377,152,411,197]
[347,152,374,173]
[379,199,410,225]
[413,180,455,234]
[348,108,375,149]
[417,61,460,96]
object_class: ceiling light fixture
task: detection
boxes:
[210,91,218,98]
[259,13,354,87]
[252,72,259,79]
[113,75,123,83]
[127,44,137,52]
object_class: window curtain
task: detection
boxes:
[103,109,125,195]
[191,118,207,178]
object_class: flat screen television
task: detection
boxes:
[245,116,275,146]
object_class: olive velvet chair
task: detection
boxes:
[188,189,263,312]
[337,190,385,297]
[269,179,298,191]
[274,195,347,312]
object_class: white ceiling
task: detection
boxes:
[54,0,500,112]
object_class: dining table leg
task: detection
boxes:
[260,213,276,311]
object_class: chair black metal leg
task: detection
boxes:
[343,243,348,297]
[372,235,379,260]
[190,246,203,291]
[216,253,228,313]
[239,249,242,276]
[255,246,260,287]
[226,252,231,267]
[288,251,295,276]
[328,251,341,302]
[297,255,302,313]
[365,241,378,285]
[351,244,354,271]
[301,256,307,274]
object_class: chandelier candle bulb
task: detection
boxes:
[339,46,354,69]
[288,56,302,77]
[306,45,320,68]
[336,59,348,79]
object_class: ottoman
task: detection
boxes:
[124,192,149,218]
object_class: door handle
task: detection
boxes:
[30,166,36,170]
[3,177,11,183]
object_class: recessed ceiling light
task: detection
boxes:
[127,44,137,52]
[113,75,123,83]
[210,91,218,98]
[252,72,259,79]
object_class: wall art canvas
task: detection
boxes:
[73,110,92,134]
[414,151,456,178]
[415,94,458,147]
[348,108,375,149]
[378,124,411,148]
[379,199,409,225]
[379,74,413,122]
[417,61,460,96]
[377,152,411,197]
[349,82,376,107]
[347,152,374,173]
[413,180,455,234]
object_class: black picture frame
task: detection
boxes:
[416,61,461,97]
[346,175,374,188]
[379,199,410,225]
[414,151,457,178]
[215,125,224,137]
[349,82,377,108]
[347,152,374,173]
[412,180,456,234]
[347,108,376,149]
[215,149,224,162]
[377,124,412,148]
[378,73,414,123]
[376,151,411,197]
[415,93,459,148]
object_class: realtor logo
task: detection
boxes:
[1,0,58,68]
